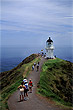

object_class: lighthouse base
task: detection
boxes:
[45,48,55,59]
[45,56,55,59]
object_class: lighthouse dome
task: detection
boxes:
[46,37,53,42]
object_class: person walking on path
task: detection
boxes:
[18,82,26,102]
[28,79,33,93]
[36,62,40,71]
[24,79,29,100]
[32,65,34,71]
[34,62,36,66]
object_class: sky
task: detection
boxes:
[1,0,73,48]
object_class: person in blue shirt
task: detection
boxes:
[23,79,29,100]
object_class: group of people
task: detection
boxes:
[32,62,40,71]
[38,52,46,57]
[18,79,33,102]
[18,62,40,102]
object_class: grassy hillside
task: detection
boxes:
[0,54,40,110]
[0,54,38,90]
[38,58,73,109]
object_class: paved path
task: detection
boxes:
[8,57,63,110]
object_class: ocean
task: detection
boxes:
[0,46,73,72]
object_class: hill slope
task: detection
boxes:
[8,57,63,110]
[0,56,73,110]
[38,58,73,107]
[0,54,40,110]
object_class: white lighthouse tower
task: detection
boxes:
[45,37,54,59]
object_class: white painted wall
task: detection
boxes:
[45,41,54,58]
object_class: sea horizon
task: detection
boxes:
[0,45,73,73]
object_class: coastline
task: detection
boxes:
[0,54,73,110]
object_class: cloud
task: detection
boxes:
[1,0,73,46]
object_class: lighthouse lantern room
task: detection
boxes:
[45,37,54,59]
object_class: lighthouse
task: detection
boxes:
[45,37,54,59]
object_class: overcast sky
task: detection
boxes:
[1,0,73,47]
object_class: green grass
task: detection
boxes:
[0,76,23,110]
[0,54,41,110]
[38,58,73,109]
